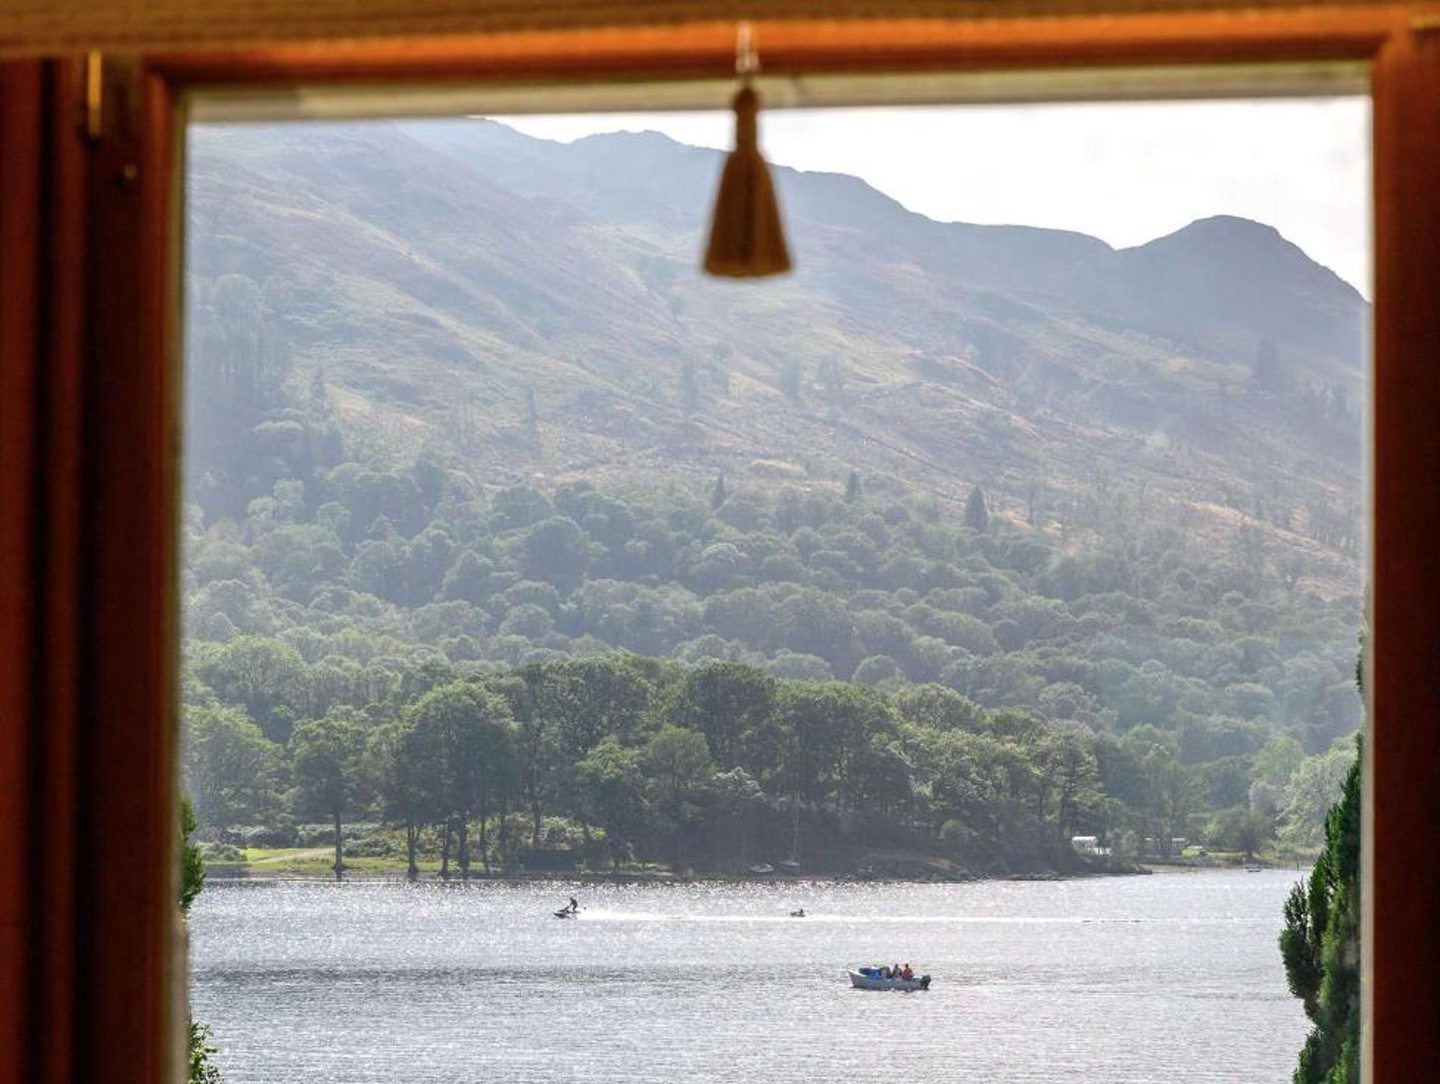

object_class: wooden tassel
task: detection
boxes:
[703,84,792,278]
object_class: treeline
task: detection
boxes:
[185,441,1363,755]
[185,650,1351,877]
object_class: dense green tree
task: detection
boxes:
[1281,738,1358,849]
[663,662,775,771]
[709,766,766,869]
[291,713,369,880]
[183,705,285,828]
[1139,748,1201,856]
[1210,807,1274,860]
[1041,728,1102,845]
[892,684,982,733]
[364,722,426,880]
[1281,746,1360,1084]
[517,516,589,590]
[964,485,990,533]
[405,681,515,877]
[577,737,647,868]
[194,636,306,742]
[643,725,715,866]
[542,655,657,758]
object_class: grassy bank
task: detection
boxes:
[202,847,1145,883]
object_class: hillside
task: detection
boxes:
[187,119,1366,594]
[178,118,1366,875]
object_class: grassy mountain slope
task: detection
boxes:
[188,119,1364,598]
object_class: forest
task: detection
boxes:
[180,269,1361,876]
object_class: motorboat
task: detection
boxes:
[553,909,578,919]
[848,968,931,991]
[748,863,774,875]
[790,908,806,918]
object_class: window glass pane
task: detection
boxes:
[180,96,1369,1084]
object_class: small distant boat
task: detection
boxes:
[790,908,806,918]
[748,863,774,875]
[778,859,801,873]
[849,968,931,991]
[553,909,578,919]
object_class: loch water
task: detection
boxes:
[189,868,1308,1083]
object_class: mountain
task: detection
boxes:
[185,118,1366,594]
[178,118,1370,864]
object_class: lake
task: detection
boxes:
[189,869,1308,1083]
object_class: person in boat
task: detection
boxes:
[901,964,914,981]
[559,897,578,915]
[791,907,805,918]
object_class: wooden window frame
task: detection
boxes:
[3,8,1438,1082]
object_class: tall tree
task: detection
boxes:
[291,713,368,881]
[578,737,647,869]
[1042,728,1102,846]
[1281,742,1360,1084]
[643,725,715,867]
[182,705,285,828]
[365,721,427,881]
[405,681,515,878]
[964,485,990,533]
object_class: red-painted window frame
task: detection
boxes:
[2,11,1437,1081]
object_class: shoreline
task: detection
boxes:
[201,862,1165,887]
[204,846,1306,885]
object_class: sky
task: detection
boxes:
[505,98,1371,295]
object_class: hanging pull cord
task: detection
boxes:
[736,20,759,84]
[732,22,760,157]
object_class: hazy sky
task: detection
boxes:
[506,98,1371,295]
